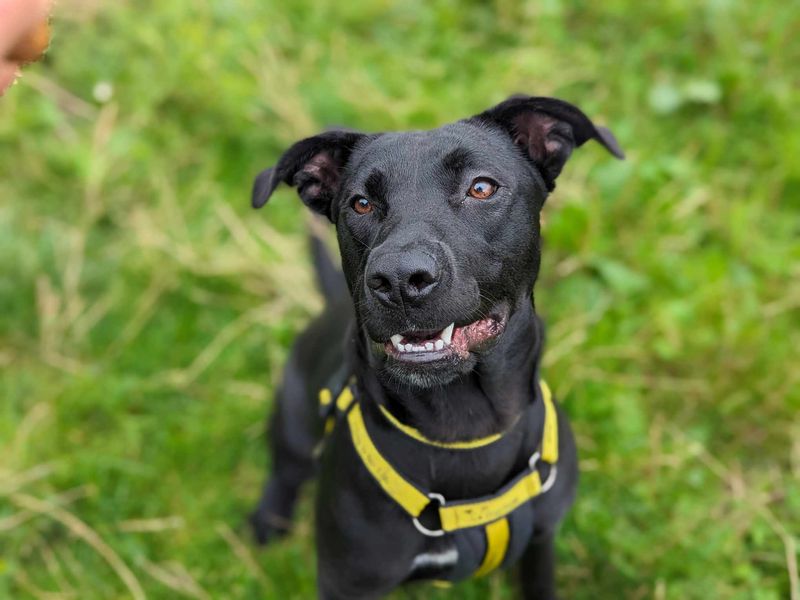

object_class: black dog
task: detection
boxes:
[249,95,623,599]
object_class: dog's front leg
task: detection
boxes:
[251,367,317,544]
[315,528,415,600]
[315,435,422,599]
[518,530,558,600]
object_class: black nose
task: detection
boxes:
[366,251,440,307]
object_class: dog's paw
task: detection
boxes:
[249,507,293,546]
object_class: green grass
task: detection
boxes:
[1,0,798,598]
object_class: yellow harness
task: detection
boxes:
[319,379,559,580]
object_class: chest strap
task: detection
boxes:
[340,380,558,535]
[474,517,511,577]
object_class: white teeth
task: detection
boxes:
[391,323,455,354]
[441,323,454,345]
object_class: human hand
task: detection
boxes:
[1,0,51,95]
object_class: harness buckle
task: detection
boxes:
[412,493,446,537]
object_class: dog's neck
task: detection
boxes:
[354,301,543,443]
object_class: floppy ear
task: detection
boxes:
[472,95,624,191]
[251,130,367,219]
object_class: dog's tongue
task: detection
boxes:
[404,331,440,344]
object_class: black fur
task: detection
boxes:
[249,95,623,599]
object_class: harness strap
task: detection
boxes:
[340,379,559,533]
[474,517,510,577]
[377,404,506,450]
[316,378,355,454]
[438,468,542,531]
[318,388,335,435]
[347,403,430,517]
[540,380,558,463]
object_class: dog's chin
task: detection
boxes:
[381,355,476,388]
[367,306,509,389]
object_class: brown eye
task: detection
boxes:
[468,178,498,200]
[352,196,373,215]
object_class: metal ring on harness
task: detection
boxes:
[541,464,558,493]
[412,493,446,537]
[528,450,558,493]
[528,451,541,471]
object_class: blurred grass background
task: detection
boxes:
[1,0,798,598]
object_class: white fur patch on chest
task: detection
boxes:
[410,547,459,572]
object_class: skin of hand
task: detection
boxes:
[0,0,52,94]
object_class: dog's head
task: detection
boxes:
[253,96,623,388]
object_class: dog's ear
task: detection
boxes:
[472,95,624,191]
[252,130,367,219]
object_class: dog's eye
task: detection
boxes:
[352,196,373,215]
[468,178,498,200]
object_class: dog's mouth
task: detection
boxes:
[382,308,508,364]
